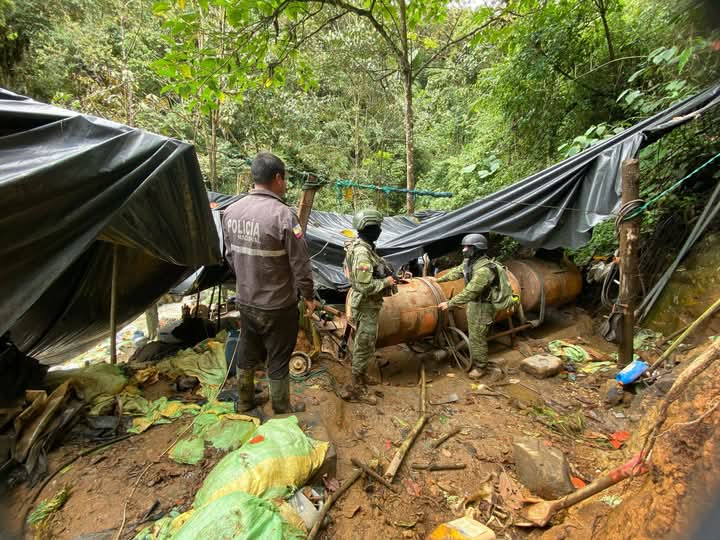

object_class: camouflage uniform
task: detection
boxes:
[344,238,387,376]
[437,257,496,368]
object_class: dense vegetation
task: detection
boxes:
[1,0,718,263]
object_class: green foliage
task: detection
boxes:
[2,0,719,263]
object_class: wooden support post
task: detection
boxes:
[110,244,119,365]
[297,175,318,234]
[618,158,641,368]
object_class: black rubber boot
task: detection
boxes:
[270,376,306,414]
[236,369,257,412]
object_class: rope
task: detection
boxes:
[622,151,720,221]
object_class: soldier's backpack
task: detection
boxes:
[484,260,516,314]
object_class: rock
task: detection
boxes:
[653,373,678,395]
[513,437,574,499]
[603,379,624,406]
[519,354,563,378]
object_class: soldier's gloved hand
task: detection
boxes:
[438,301,449,311]
[384,276,397,288]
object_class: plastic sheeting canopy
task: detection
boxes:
[0,89,221,364]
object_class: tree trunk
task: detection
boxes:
[595,0,616,61]
[402,70,416,215]
[398,0,416,215]
[209,109,218,191]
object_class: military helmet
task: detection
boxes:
[461,233,488,250]
[353,208,383,231]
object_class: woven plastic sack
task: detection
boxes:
[195,416,328,505]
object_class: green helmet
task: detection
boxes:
[353,208,383,231]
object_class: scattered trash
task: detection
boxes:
[548,341,590,363]
[393,518,418,528]
[513,437,575,499]
[609,431,630,449]
[616,359,649,385]
[27,485,71,526]
[288,490,321,529]
[571,476,586,489]
[427,515,497,540]
[600,495,623,507]
[519,354,563,378]
[430,393,459,405]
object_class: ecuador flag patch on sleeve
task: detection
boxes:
[293,224,303,238]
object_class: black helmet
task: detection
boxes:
[461,233,488,250]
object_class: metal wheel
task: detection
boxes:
[442,326,472,372]
[289,351,312,377]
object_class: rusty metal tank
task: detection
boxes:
[504,258,582,313]
[346,278,445,348]
[345,257,582,348]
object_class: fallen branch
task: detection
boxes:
[350,458,397,492]
[411,462,466,471]
[641,339,720,462]
[307,469,363,540]
[432,427,461,449]
[384,364,428,482]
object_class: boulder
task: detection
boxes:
[519,354,563,379]
[513,437,574,499]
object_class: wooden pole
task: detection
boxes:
[297,175,319,234]
[307,469,363,540]
[618,158,641,368]
[110,244,119,365]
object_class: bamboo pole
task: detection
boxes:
[307,469,363,540]
[384,364,427,482]
[109,244,118,365]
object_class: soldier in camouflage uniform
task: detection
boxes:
[436,234,497,380]
[340,209,397,403]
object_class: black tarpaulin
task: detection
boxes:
[0,89,221,364]
[380,83,720,251]
[177,84,720,296]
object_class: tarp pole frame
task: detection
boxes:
[110,244,119,365]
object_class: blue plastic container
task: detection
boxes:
[225,328,240,377]
[616,359,649,385]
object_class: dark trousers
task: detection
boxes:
[236,304,299,380]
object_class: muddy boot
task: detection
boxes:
[236,369,257,412]
[270,376,306,414]
[339,374,377,405]
[360,372,379,386]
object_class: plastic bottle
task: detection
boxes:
[616,359,649,385]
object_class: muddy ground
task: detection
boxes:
[6,306,717,540]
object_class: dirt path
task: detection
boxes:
[10,308,640,539]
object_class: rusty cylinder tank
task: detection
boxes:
[345,257,582,348]
[346,278,444,349]
[504,258,582,313]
